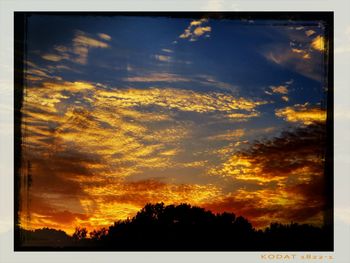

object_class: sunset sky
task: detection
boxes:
[19,14,329,235]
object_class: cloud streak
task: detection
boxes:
[275,103,326,125]
[41,30,110,65]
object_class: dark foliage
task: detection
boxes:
[17,203,333,251]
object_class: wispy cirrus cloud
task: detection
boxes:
[41,30,110,65]
[123,72,237,93]
[263,27,326,82]
[123,73,190,83]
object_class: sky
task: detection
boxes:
[19,14,329,235]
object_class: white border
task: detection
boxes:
[1,0,349,262]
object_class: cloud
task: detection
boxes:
[275,103,326,125]
[97,33,112,41]
[291,48,311,59]
[263,28,327,82]
[73,31,109,48]
[204,178,325,228]
[264,46,323,82]
[206,122,327,227]
[195,74,238,92]
[123,73,190,83]
[206,129,245,141]
[123,73,237,93]
[72,31,109,64]
[190,19,207,27]
[22,178,222,233]
[179,18,211,41]
[305,30,316,37]
[210,122,326,182]
[97,87,266,119]
[281,96,289,102]
[154,54,172,62]
[265,80,292,102]
[41,54,66,62]
[270,85,288,94]
[193,26,211,37]
[311,35,325,52]
[20,83,201,232]
[162,48,173,53]
[20,78,328,231]
[75,180,221,231]
[19,77,270,232]
[40,30,110,65]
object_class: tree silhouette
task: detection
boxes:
[72,227,87,240]
[89,228,108,241]
[17,203,333,251]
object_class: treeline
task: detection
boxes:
[17,203,333,251]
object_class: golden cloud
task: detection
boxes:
[205,122,327,227]
[73,31,109,48]
[41,54,66,62]
[281,96,289,102]
[211,122,326,183]
[275,103,326,125]
[190,18,208,27]
[291,48,311,59]
[21,179,222,234]
[193,26,211,36]
[96,87,266,118]
[204,180,325,228]
[179,18,211,41]
[311,35,325,52]
[270,85,288,94]
[305,29,316,37]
